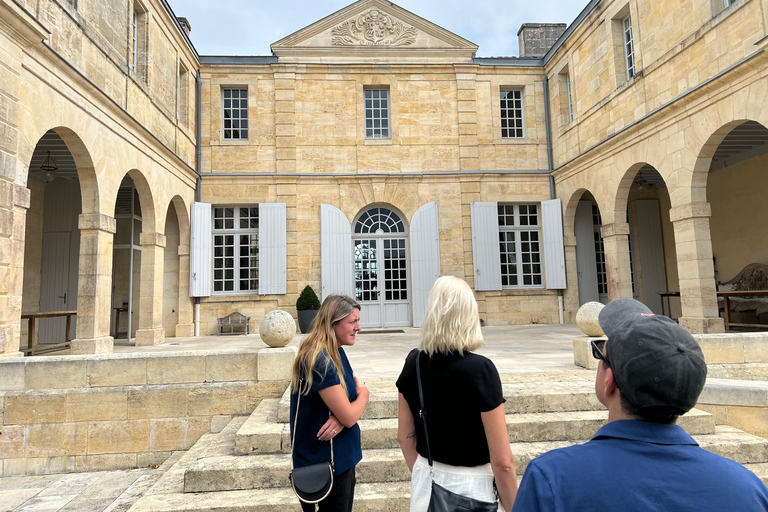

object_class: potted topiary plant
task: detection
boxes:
[296,285,321,334]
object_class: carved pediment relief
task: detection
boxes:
[271,0,478,64]
[331,9,417,46]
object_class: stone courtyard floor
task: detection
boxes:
[3,324,583,511]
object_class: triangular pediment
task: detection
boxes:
[271,0,478,64]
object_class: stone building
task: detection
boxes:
[2,0,767,355]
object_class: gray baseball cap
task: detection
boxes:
[598,298,707,414]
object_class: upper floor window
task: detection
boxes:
[566,74,574,123]
[213,206,258,293]
[222,88,248,140]
[498,204,542,287]
[132,1,148,82]
[364,88,390,139]
[622,14,635,81]
[500,89,524,138]
[179,62,189,127]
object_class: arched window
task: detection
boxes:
[354,207,406,234]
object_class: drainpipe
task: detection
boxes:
[543,76,565,324]
[194,69,202,336]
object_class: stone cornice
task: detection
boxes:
[0,0,49,48]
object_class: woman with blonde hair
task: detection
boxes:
[290,294,370,512]
[396,276,517,511]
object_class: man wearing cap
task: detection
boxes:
[511,298,768,512]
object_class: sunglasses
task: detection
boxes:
[591,339,610,367]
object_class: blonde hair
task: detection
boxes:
[291,294,361,395]
[419,276,484,356]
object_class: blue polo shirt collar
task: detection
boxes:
[592,419,700,446]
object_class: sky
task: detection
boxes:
[165,0,586,58]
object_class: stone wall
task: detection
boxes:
[0,347,295,476]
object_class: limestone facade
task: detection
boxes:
[2,0,768,353]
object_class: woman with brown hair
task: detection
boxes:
[290,294,370,512]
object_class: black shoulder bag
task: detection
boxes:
[289,379,334,504]
[415,353,498,512]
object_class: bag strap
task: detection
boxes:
[291,378,334,471]
[415,352,434,472]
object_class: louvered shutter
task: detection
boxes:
[471,202,502,291]
[258,203,287,295]
[542,199,567,289]
[410,202,441,327]
[321,204,354,300]
[190,202,212,297]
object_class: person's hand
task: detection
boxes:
[317,415,344,441]
[356,383,370,405]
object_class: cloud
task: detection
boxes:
[169,0,584,57]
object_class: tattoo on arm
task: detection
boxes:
[406,431,416,439]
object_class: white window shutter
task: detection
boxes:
[471,202,502,291]
[321,204,354,300]
[542,199,567,289]
[190,202,212,297]
[259,203,287,295]
[410,202,441,327]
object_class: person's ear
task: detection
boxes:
[600,365,619,399]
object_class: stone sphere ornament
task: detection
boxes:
[259,310,296,347]
[576,301,605,337]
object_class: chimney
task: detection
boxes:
[517,23,567,58]
[177,17,191,36]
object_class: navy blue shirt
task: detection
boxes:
[512,420,768,512]
[290,348,362,475]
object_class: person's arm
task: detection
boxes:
[397,393,418,471]
[318,381,369,429]
[481,404,517,512]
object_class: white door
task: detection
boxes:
[635,199,668,314]
[353,207,411,328]
[575,201,599,305]
[39,232,71,344]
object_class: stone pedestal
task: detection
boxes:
[573,335,604,370]
[175,323,195,337]
[71,335,114,355]
[258,346,298,381]
[135,327,165,346]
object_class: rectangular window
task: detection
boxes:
[213,206,258,293]
[222,88,248,140]
[179,62,189,127]
[566,74,574,123]
[364,88,390,139]
[593,204,607,295]
[132,2,148,82]
[622,14,635,81]
[500,89,524,138]
[498,204,542,287]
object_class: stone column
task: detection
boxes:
[670,202,723,334]
[562,234,579,322]
[0,182,30,357]
[175,243,194,337]
[135,232,166,346]
[601,222,633,301]
[72,213,116,354]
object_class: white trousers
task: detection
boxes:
[409,455,503,512]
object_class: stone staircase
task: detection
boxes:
[127,372,768,511]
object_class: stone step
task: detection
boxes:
[129,481,412,512]
[746,462,768,485]
[184,421,748,494]
[275,380,605,423]
[236,397,714,455]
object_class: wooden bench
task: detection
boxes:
[717,263,768,329]
[218,312,250,335]
[21,310,77,355]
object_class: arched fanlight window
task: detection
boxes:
[354,207,406,234]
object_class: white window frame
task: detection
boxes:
[212,206,259,294]
[592,204,608,297]
[622,14,635,81]
[222,88,249,140]
[364,88,390,139]
[498,203,543,288]
[500,89,525,138]
[566,73,574,123]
